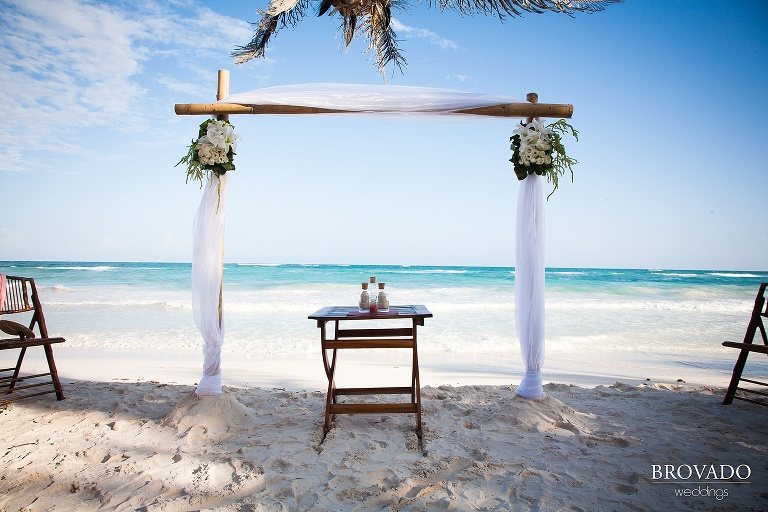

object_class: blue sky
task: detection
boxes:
[1,0,766,270]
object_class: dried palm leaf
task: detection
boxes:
[232,0,312,64]
[233,0,621,75]
[360,1,406,75]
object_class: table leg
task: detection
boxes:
[412,318,422,436]
[324,347,338,434]
[320,321,331,380]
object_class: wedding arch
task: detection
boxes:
[174,70,575,400]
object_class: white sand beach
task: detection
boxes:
[2,348,767,511]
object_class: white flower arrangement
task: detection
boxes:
[510,118,578,199]
[177,119,242,185]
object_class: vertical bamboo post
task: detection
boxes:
[216,69,229,327]
[526,92,538,124]
[217,69,230,121]
[526,93,539,177]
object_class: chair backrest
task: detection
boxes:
[1,276,50,338]
[744,282,768,346]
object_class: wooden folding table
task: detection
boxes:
[308,305,432,436]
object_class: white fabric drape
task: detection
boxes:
[515,173,546,400]
[192,174,229,396]
[189,85,551,399]
[221,84,520,116]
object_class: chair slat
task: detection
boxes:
[2,276,34,314]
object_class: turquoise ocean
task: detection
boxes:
[2,261,766,378]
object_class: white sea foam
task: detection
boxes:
[47,266,116,271]
[546,297,750,313]
[46,284,746,357]
[709,272,762,278]
[46,285,73,293]
[395,269,468,274]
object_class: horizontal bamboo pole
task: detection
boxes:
[175,103,256,115]
[174,102,573,119]
[455,103,573,118]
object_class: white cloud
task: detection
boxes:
[155,74,208,96]
[390,18,459,50]
[0,0,251,172]
[446,74,473,83]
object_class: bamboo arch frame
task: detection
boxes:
[179,69,569,398]
[175,71,574,120]
[176,70,571,331]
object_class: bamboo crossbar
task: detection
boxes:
[174,102,573,119]
[455,103,573,118]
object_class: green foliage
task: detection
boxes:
[177,138,206,187]
[509,119,579,199]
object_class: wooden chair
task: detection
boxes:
[0,275,66,405]
[722,282,768,407]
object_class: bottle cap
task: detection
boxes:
[369,276,376,284]
[362,282,368,289]
[379,282,385,289]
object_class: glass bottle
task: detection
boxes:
[358,282,370,312]
[377,282,389,312]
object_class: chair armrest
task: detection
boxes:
[723,341,768,355]
[0,336,65,350]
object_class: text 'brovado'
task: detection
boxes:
[652,464,751,481]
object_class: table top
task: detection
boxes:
[308,305,432,321]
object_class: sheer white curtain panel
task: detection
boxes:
[515,173,546,400]
[192,174,229,396]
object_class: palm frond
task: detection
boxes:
[232,0,311,64]
[342,12,357,46]
[359,1,407,76]
[432,0,621,18]
[232,0,621,75]
[318,0,334,16]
